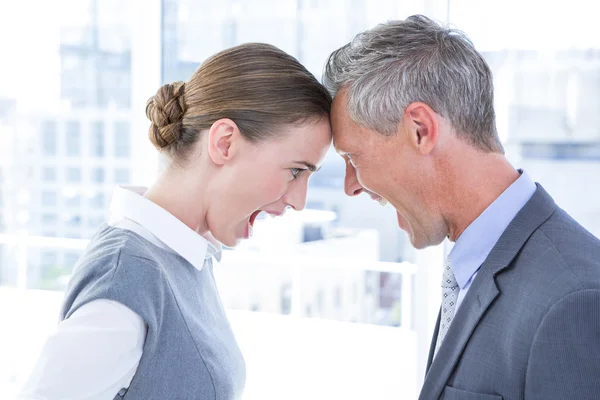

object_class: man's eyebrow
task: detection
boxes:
[334,145,348,157]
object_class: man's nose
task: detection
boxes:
[344,162,363,197]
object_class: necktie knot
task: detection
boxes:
[441,260,458,288]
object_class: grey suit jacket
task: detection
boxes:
[419,184,600,400]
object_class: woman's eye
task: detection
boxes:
[290,168,303,179]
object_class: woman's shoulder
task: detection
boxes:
[69,226,168,293]
[61,226,170,321]
[82,225,164,270]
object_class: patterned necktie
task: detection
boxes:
[434,258,460,356]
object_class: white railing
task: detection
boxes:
[0,287,419,400]
[0,233,432,399]
[0,233,419,329]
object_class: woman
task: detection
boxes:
[19,43,332,399]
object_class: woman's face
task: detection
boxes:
[206,118,332,247]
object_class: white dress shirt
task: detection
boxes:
[19,186,221,400]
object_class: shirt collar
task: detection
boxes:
[448,170,537,289]
[108,186,222,270]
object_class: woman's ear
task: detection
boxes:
[206,118,241,165]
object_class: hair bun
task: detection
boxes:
[146,81,187,149]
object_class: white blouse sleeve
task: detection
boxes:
[18,299,146,400]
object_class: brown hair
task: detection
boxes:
[145,43,332,160]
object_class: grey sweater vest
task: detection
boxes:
[60,225,246,399]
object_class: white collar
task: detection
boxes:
[108,186,222,270]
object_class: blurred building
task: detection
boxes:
[485,49,600,238]
[0,0,133,289]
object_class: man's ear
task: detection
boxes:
[402,102,439,156]
[206,118,241,165]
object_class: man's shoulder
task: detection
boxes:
[522,207,600,290]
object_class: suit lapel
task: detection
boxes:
[420,265,500,399]
[426,311,440,372]
[419,184,557,400]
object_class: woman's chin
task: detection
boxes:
[222,231,246,248]
[210,222,251,248]
[216,234,239,249]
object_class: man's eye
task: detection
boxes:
[347,155,356,167]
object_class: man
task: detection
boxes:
[323,14,600,400]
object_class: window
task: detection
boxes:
[40,251,57,268]
[91,121,105,157]
[303,224,323,242]
[65,121,81,156]
[520,142,600,161]
[65,252,82,271]
[305,305,313,317]
[65,194,81,207]
[65,214,82,227]
[88,215,105,229]
[41,121,57,155]
[91,168,105,183]
[41,213,58,225]
[306,201,325,210]
[250,303,261,312]
[66,167,82,183]
[280,283,292,315]
[334,286,342,308]
[114,168,130,184]
[114,121,130,157]
[90,193,105,209]
[41,191,57,207]
[42,167,57,182]
[316,289,324,312]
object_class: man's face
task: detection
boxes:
[330,92,445,249]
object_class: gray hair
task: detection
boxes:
[323,14,503,153]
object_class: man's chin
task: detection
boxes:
[396,213,429,250]
[396,211,409,231]
[409,231,447,251]
[409,237,428,250]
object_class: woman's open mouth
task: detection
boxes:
[245,210,262,238]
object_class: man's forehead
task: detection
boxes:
[331,86,352,114]
[332,136,344,155]
[333,128,355,158]
[331,93,353,153]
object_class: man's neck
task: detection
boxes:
[440,152,520,242]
